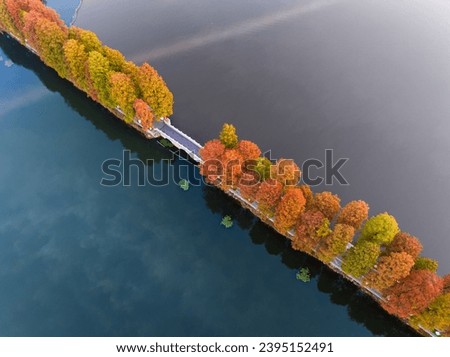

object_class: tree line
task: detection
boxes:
[200,123,450,335]
[0,0,173,127]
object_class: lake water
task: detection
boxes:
[1,0,446,336]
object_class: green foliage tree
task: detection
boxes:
[219,123,238,149]
[86,50,111,105]
[69,27,102,53]
[341,240,381,278]
[414,257,439,273]
[109,72,137,122]
[411,293,450,332]
[360,212,399,246]
[254,157,271,181]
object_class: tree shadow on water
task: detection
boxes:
[0,34,171,164]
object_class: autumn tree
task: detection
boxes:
[414,257,439,273]
[220,149,243,189]
[386,232,423,260]
[109,72,137,122]
[86,50,111,104]
[382,270,443,318]
[337,200,369,229]
[23,13,68,77]
[237,173,260,202]
[360,212,399,246]
[254,157,271,181]
[411,293,450,333]
[255,178,283,216]
[63,39,89,89]
[135,63,174,118]
[293,210,329,254]
[5,0,63,35]
[341,240,381,278]
[270,159,301,186]
[199,139,226,183]
[313,192,341,221]
[219,123,238,149]
[103,45,127,72]
[316,224,355,263]
[443,274,450,293]
[274,188,306,233]
[299,185,314,211]
[69,27,103,53]
[363,252,414,291]
[0,0,19,35]
[133,99,153,131]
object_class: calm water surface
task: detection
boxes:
[0,0,443,336]
[76,0,450,273]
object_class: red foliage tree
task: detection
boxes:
[386,232,423,260]
[444,274,450,294]
[255,178,284,216]
[293,210,328,253]
[382,270,444,318]
[270,159,301,186]
[299,185,314,211]
[199,139,226,184]
[337,200,369,229]
[313,192,341,221]
[274,188,306,234]
[133,99,154,131]
[363,252,415,291]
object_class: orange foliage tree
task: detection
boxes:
[238,140,261,161]
[293,210,329,254]
[220,149,243,189]
[299,185,314,211]
[363,252,415,291]
[255,178,284,216]
[270,159,301,186]
[316,224,355,263]
[133,99,154,131]
[386,232,423,260]
[313,192,341,221]
[337,200,369,229]
[382,270,443,319]
[237,173,260,202]
[274,188,306,233]
[199,139,226,184]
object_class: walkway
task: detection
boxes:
[152,119,203,162]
